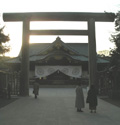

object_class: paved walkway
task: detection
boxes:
[0,88,120,125]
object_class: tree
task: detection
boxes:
[0,26,10,55]
[109,12,120,98]
[110,11,120,67]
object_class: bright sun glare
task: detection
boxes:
[4,21,114,57]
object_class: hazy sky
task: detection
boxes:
[0,0,119,57]
[0,0,119,13]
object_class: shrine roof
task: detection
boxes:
[18,37,88,57]
[6,37,109,63]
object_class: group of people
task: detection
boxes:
[33,78,98,113]
[75,84,98,113]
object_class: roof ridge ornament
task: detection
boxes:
[54,37,63,49]
[56,36,61,40]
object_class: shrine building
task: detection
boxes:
[7,37,109,85]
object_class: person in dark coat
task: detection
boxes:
[33,78,39,99]
[75,84,85,112]
[86,85,98,113]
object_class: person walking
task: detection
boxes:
[75,84,85,112]
[33,78,39,99]
[86,85,98,113]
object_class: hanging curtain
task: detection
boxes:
[35,66,82,78]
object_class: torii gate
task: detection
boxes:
[3,12,115,96]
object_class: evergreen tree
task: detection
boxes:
[0,26,10,55]
[110,11,120,67]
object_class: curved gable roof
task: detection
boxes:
[30,37,81,56]
[7,37,108,63]
[18,37,88,57]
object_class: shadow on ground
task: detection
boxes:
[100,97,120,108]
[0,98,18,109]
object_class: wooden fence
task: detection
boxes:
[0,71,20,98]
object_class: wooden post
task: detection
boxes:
[20,18,30,96]
[88,18,97,87]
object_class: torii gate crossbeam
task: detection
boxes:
[3,12,115,96]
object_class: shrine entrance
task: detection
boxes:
[3,12,115,96]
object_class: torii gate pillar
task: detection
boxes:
[88,18,97,87]
[20,19,30,96]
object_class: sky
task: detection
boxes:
[0,0,120,57]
